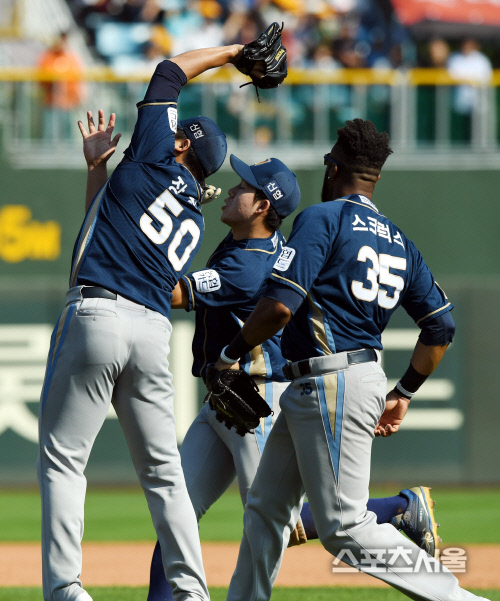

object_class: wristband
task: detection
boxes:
[225,331,254,363]
[398,363,429,396]
[220,346,240,365]
[395,381,414,400]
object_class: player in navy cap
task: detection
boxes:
[215,119,481,601]
[36,40,268,601]
[229,155,301,218]
[179,116,228,180]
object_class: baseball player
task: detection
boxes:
[36,42,264,601]
[214,119,486,601]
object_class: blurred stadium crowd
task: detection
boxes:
[63,0,497,73]
[2,0,499,150]
[67,0,409,71]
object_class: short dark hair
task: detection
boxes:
[254,189,283,232]
[335,119,393,177]
[175,127,205,185]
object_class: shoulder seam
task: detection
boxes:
[416,303,452,325]
[270,273,307,295]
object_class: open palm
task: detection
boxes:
[78,109,122,169]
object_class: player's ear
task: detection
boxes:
[174,136,191,154]
[327,164,338,181]
[254,196,271,215]
[376,173,381,181]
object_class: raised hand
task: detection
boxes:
[78,109,122,169]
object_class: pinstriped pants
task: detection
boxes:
[226,358,482,601]
[37,287,209,601]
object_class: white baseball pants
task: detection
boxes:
[226,356,481,601]
[37,287,209,601]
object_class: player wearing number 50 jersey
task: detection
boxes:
[36,44,256,601]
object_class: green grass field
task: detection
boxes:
[1,589,500,601]
[1,486,499,600]
[1,485,500,544]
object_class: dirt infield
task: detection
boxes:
[1,543,499,588]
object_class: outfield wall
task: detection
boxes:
[0,157,499,485]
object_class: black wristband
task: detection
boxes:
[399,363,428,395]
[224,331,254,363]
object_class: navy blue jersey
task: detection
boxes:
[265,194,452,362]
[183,231,288,381]
[70,66,204,319]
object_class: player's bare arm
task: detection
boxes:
[170,45,245,81]
[147,22,286,107]
[237,296,291,346]
[375,340,449,437]
[410,339,449,374]
[78,109,121,212]
[170,280,189,309]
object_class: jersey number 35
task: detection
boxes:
[140,188,200,272]
[351,245,406,310]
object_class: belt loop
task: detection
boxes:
[66,285,84,305]
[291,362,303,379]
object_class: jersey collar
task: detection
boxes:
[344,194,379,213]
[208,231,280,266]
[178,163,203,210]
[241,230,280,252]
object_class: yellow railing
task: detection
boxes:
[1,66,500,86]
[1,63,498,162]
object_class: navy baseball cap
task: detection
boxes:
[229,155,300,218]
[179,116,227,178]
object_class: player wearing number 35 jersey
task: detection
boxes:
[217,120,485,601]
[275,194,451,362]
[37,43,253,601]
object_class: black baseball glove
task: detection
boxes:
[235,22,287,98]
[205,365,272,436]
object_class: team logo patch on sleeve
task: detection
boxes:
[274,247,296,271]
[167,107,178,132]
[192,269,221,293]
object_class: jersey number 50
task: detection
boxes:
[140,188,200,272]
[351,246,406,310]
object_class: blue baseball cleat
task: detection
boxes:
[391,486,441,559]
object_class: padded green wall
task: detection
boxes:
[0,157,498,484]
